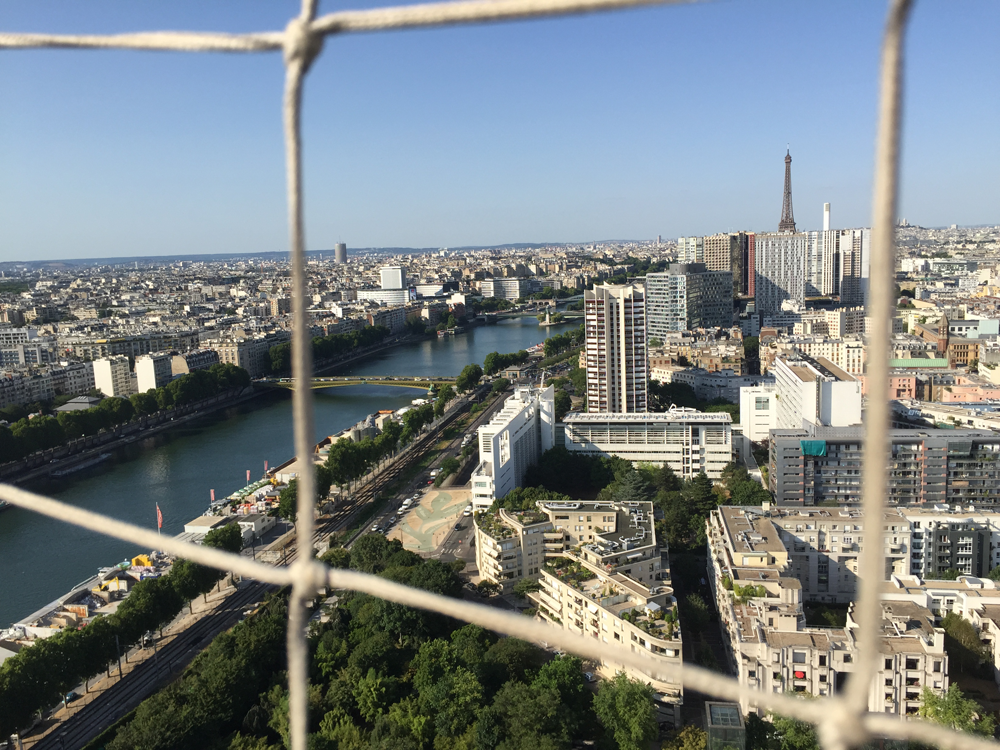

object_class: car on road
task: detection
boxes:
[64,691,80,703]
[463,505,472,516]
[454,523,463,531]
[583,672,595,683]
[370,524,379,532]
[389,515,397,524]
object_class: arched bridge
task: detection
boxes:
[259,376,457,391]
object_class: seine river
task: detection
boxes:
[0,317,576,627]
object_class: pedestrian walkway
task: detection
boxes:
[390,488,470,552]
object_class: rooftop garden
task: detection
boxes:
[506,508,548,526]
[622,605,679,641]
[475,511,515,541]
[544,557,594,590]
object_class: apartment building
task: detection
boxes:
[645,264,733,337]
[707,506,947,717]
[58,330,200,360]
[135,352,173,393]
[366,306,406,335]
[563,407,732,479]
[753,233,807,315]
[171,349,220,376]
[209,331,289,379]
[762,335,867,377]
[93,356,134,398]
[470,385,555,510]
[584,284,647,413]
[771,354,862,430]
[703,232,752,297]
[474,499,683,725]
[768,426,1000,508]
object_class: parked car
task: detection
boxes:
[370,524,379,532]
[454,523,463,531]
[583,672,595,683]
[64,691,80,703]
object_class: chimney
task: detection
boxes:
[823,202,831,232]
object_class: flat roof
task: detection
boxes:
[564,410,731,424]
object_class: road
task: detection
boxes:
[17,385,500,750]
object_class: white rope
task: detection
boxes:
[848,2,913,748]
[7,2,992,750]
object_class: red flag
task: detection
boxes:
[156,504,163,530]
[265,460,269,473]
[247,470,251,483]
[211,489,216,503]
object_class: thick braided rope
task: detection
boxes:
[3,3,983,750]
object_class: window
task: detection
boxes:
[885,658,893,670]
[756,397,770,410]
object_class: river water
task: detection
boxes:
[0,317,576,627]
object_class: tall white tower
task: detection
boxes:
[823,203,831,232]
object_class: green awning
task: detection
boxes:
[800,440,827,457]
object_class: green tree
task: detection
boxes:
[592,672,657,750]
[770,713,820,750]
[513,578,541,599]
[663,725,707,750]
[456,363,484,391]
[491,377,510,395]
[919,684,996,736]
[940,611,989,674]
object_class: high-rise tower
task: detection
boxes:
[778,149,796,233]
[584,284,647,413]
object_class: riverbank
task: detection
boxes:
[0,387,264,485]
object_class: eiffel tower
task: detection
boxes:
[778,148,796,232]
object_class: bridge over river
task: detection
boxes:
[259,375,457,390]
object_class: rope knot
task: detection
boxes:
[283,16,322,72]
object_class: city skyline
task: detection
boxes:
[0,0,998,261]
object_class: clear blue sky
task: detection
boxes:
[0,0,997,260]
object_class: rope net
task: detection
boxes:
[3,2,982,750]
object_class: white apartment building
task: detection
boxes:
[93,356,134,398]
[135,352,173,393]
[470,385,555,510]
[585,283,648,413]
[739,383,778,442]
[707,506,948,717]
[677,236,704,264]
[563,407,732,479]
[474,499,683,725]
[772,353,862,430]
[379,265,406,290]
[355,288,409,306]
[764,335,867,376]
[753,233,807,315]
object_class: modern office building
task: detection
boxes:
[135,352,173,393]
[584,284,648,413]
[771,353,862,430]
[767,426,1000,507]
[563,407,732,479]
[334,243,347,264]
[753,233,807,315]
[93,355,134,398]
[470,385,556,510]
[704,232,753,297]
[645,264,733,337]
[380,265,406,290]
[481,277,535,300]
[474,499,683,724]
